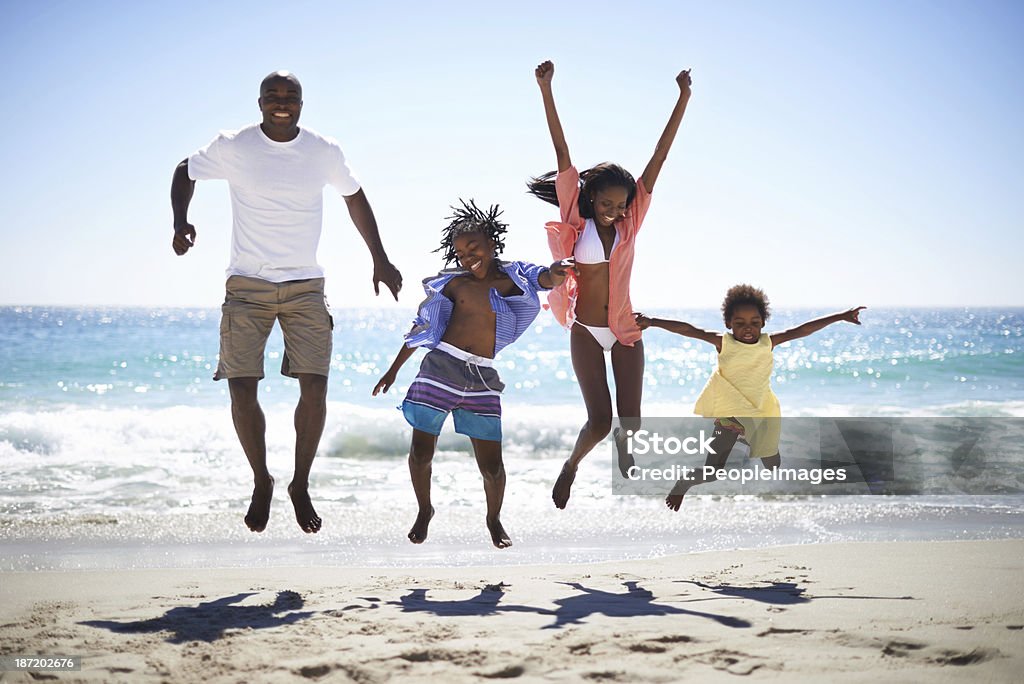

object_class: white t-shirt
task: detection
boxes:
[188,124,361,282]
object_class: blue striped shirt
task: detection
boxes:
[404,261,551,355]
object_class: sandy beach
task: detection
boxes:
[1,539,1021,682]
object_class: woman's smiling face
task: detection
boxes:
[590,186,629,228]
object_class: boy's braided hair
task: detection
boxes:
[434,199,508,266]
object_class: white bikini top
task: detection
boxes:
[573,219,619,264]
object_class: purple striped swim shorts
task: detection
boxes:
[401,343,504,442]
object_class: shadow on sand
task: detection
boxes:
[675,579,915,605]
[80,591,314,643]
[390,581,753,630]
[544,581,752,630]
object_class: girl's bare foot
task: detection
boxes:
[552,461,577,509]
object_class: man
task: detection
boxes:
[170,70,402,534]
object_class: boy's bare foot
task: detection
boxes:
[552,461,577,509]
[614,428,634,478]
[408,506,434,544]
[487,515,512,549]
[287,482,322,533]
[244,475,274,532]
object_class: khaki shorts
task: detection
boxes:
[214,276,333,380]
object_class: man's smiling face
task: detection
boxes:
[258,73,302,140]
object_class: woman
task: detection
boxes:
[527,60,693,508]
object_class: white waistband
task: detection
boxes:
[436,341,494,367]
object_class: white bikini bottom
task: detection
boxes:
[575,323,618,352]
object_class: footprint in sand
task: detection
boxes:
[696,649,769,676]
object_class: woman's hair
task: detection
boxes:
[526,163,637,219]
[434,199,508,266]
[722,284,771,325]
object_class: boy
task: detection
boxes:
[373,201,573,547]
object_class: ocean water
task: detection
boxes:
[1,306,1022,570]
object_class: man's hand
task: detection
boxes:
[634,312,654,330]
[372,369,398,396]
[535,60,554,86]
[373,260,403,301]
[173,223,196,255]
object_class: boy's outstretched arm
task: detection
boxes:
[639,69,692,193]
[372,342,418,396]
[635,313,723,352]
[537,258,578,289]
[535,60,571,173]
[770,307,866,348]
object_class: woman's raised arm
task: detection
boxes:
[536,60,572,173]
[640,69,693,192]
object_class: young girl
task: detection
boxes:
[527,60,693,509]
[372,201,571,548]
[635,285,865,510]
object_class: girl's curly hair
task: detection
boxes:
[722,284,771,325]
[433,199,508,266]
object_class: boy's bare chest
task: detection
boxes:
[448,277,523,311]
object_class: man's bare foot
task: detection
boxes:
[614,428,634,478]
[244,475,274,532]
[666,491,686,511]
[486,515,512,549]
[552,461,577,509]
[287,482,322,533]
[408,506,434,544]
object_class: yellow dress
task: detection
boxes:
[693,333,781,458]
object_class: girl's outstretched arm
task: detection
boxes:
[770,307,866,348]
[536,60,572,173]
[640,69,693,193]
[635,313,723,352]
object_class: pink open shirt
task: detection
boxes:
[544,165,652,346]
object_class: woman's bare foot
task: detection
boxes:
[287,482,322,533]
[244,475,274,532]
[552,461,577,509]
[614,428,635,478]
[486,515,512,548]
[408,506,434,544]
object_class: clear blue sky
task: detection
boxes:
[1,0,1021,308]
